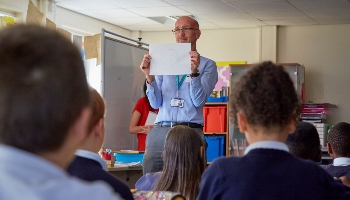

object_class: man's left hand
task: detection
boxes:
[189,51,200,73]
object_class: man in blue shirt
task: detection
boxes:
[140,16,218,174]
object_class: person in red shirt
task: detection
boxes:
[129,80,159,151]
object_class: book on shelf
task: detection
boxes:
[301,109,326,114]
[301,119,325,123]
[300,113,327,120]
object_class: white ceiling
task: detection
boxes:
[55,0,350,31]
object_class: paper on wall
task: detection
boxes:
[26,0,44,25]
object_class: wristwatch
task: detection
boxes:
[190,71,200,78]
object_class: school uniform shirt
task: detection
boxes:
[68,149,134,200]
[0,170,41,200]
[197,141,350,200]
[132,97,159,151]
[0,145,122,200]
[321,157,350,178]
[135,172,162,190]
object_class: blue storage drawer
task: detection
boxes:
[205,135,225,162]
[114,153,144,164]
[206,96,228,102]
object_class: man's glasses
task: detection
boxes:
[172,27,198,34]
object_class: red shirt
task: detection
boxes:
[132,97,158,151]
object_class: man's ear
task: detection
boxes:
[237,112,247,134]
[70,107,91,143]
[196,29,201,39]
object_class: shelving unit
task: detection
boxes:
[203,101,230,158]
[228,63,305,157]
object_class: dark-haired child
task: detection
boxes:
[286,121,322,163]
[322,122,350,178]
[197,61,350,200]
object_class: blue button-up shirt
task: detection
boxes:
[0,145,123,200]
[146,55,218,125]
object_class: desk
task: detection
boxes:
[107,164,143,189]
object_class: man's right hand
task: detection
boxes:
[140,54,154,83]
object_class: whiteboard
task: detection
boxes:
[102,36,148,151]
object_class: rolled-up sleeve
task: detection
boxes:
[190,60,218,107]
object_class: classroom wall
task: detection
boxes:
[141,24,350,125]
[278,24,350,125]
[141,27,260,63]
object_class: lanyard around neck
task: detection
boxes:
[175,75,186,91]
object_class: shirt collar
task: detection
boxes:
[333,157,350,166]
[244,141,289,155]
[75,149,107,171]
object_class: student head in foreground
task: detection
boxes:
[197,61,350,200]
[135,125,206,200]
[0,24,122,200]
[321,122,350,178]
[68,88,134,200]
[286,121,322,163]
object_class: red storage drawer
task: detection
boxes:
[203,106,227,132]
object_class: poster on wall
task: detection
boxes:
[214,61,246,92]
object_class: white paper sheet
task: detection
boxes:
[145,111,158,125]
[149,43,191,75]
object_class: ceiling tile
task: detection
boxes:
[288,0,350,11]
[102,17,151,26]
[78,9,140,19]
[230,1,299,13]
[123,24,173,31]
[57,0,119,11]
[102,0,172,8]
[214,20,267,28]
[163,0,226,6]
[263,18,319,26]
[126,6,190,17]
[196,13,256,22]
[178,4,243,15]
[55,0,350,31]
[250,10,309,20]
[226,0,286,2]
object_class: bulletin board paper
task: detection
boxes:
[149,43,191,75]
[57,28,71,41]
[26,0,44,25]
[85,34,100,60]
[46,18,56,30]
